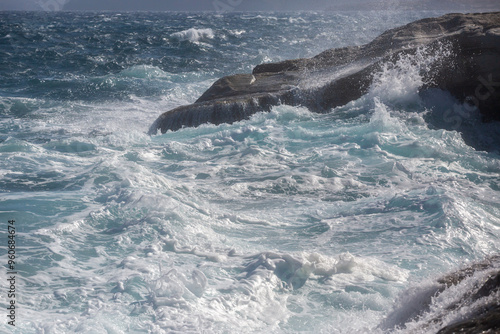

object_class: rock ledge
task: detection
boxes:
[149,12,500,135]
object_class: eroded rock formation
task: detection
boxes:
[149,12,500,134]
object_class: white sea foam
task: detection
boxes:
[171,28,215,42]
[2,11,500,334]
[119,65,170,79]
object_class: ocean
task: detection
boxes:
[0,10,499,333]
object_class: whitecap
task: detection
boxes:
[171,28,215,43]
[118,65,170,79]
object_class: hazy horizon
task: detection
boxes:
[2,0,500,12]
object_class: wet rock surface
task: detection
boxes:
[381,255,500,333]
[149,12,500,135]
[436,256,500,334]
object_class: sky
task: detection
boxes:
[1,0,499,11]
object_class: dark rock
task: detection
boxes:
[436,262,500,334]
[437,303,500,334]
[149,12,500,135]
[381,255,500,333]
[437,255,500,287]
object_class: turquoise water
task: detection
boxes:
[1,11,499,333]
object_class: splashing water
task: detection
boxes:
[0,10,499,334]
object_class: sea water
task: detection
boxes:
[0,10,499,333]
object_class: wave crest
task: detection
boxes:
[171,28,215,42]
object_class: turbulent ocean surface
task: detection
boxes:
[1,10,499,333]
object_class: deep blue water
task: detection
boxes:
[0,11,499,333]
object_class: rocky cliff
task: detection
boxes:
[148,12,500,135]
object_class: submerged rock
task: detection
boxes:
[148,12,500,135]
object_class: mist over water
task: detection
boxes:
[1,10,499,333]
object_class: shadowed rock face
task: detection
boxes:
[148,12,500,135]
